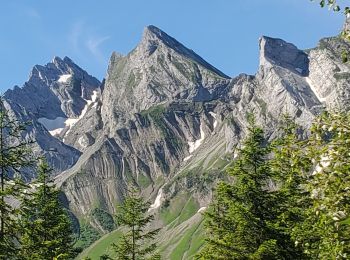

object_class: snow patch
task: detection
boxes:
[49,128,64,136]
[183,155,192,162]
[64,90,99,138]
[305,77,327,102]
[65,118,79,128]
[197,207,207,213]
[188,123,205,154]
[58,74,72,83]
[209,111,218,129]
[38,71,46,81]
[78,136,87,148]
[39,91,99,138]
[148,188,163,211]
[79,90,98,119]
[38,117,66,136]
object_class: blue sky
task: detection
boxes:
[0,0,344,91]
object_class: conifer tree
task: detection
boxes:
[0,98,34,259]
[112,189,160,260]
[198,117,283,259]
[269,116,311,259]
[19,160,75,259]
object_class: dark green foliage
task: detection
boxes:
[92,208,116,232]
[0,98,35,259]
[19,161,76,259]
[100,254,112,260]
[199,111,350,259]
[269,116,311,258]
[291,112,350,258]
[197,116,304,259]
[112,189,160,260]
[0,179,25,259]
[341,50,349,63]
[75,223,101,250]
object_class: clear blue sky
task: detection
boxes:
[0,0,344,91]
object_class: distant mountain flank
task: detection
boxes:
[5,23,350,258]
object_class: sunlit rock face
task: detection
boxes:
[5,20,350,234]
[55,21,350,221]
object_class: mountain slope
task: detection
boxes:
[3,56,101,178]
[4,23,350,258]
[73,25,350,258]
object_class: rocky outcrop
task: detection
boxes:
[100,26,230,132]
[57,22,350,226]
[3,57,101,178]
[5,56,100,119]
[307,37,350,109]
[4,21,350,244]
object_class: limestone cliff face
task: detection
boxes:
[5,56,100,119]
[57,23,350,231]
[307,37,350,109]
[100,26,230,132]
[3,57,100,178]
[4,22,350,236]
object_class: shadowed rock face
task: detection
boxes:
[5,56,100,119]
[5,21,350,239]
[3,57,101,178]
[259,36,310,76]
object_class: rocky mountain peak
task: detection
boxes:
[5,56,101,120]
[259,36,309,76]
[142,25,168,41]
[51,56,65,67]
[28,56,76,85]
[51,56,78,71]
[138,25,229,78]
[140,25,181,52]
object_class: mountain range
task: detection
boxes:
[4,19,350,258]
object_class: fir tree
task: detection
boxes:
[19,160,75,259]
[269,116,311,259]
[112,189,160,260]
[197,116,302,259]
[0,98,34,259]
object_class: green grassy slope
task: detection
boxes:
[77,229,122,259]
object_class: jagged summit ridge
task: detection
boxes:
[5,56,100,118]
[27,56,99,87]
[101,25,231,130]
[140,25,229,78]
[259,36,309,76]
